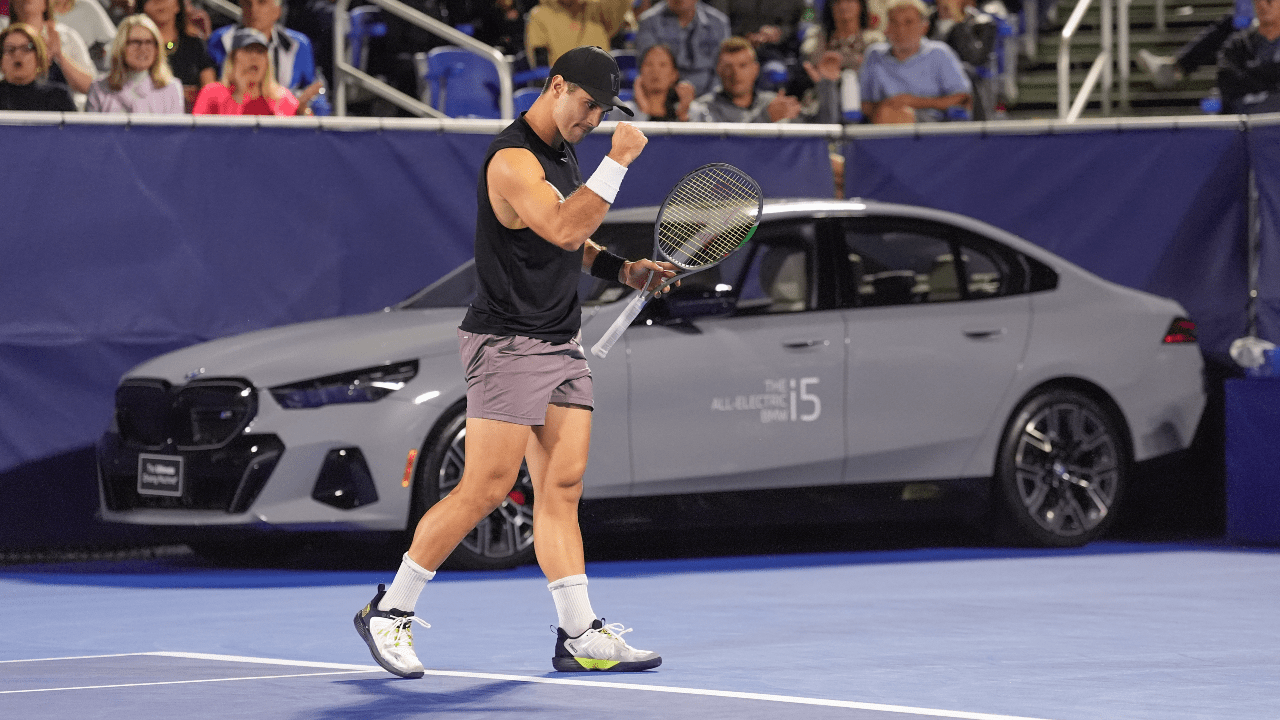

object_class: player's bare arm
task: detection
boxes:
[488,121,648,251]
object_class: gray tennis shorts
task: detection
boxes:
[458,329,594,425]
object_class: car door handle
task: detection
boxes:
[783,339,830,349]
[963,327,1006,340]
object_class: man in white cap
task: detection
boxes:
[354,45,677,680]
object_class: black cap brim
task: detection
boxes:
[581,84,633,116]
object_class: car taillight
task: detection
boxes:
[1163,317,1197,344]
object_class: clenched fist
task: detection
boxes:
[607,122,648,167]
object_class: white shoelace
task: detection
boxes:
[377,615,431,648]
[596,621,634,645]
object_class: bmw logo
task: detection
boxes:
[185,368,206,380]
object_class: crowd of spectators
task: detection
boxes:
[0,0,1276,121]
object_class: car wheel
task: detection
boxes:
[413,406,537,570]
[993,389,1128,547]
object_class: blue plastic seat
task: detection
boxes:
[348,6,386,73]
[422,46,502,118]
[610,49,637,88]
[513,86,540,113]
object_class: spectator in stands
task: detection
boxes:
[929,0,996,119]
[207,0,318,100]
[634,0,730,96]
[1137,2,1255,90]
[688,35,838,122]
[5,0,96,99]
[0,21,75,108]
[1218,0,1280,113]
[50,0,113,72]
[803,0,883,73]
[795,0,880,121]
[140,0,214,109]
[525,0,630,67]
[192,25,299,114]
[859,0,971,123]
[625,42,694,119]
[708,0,805,63]
[86,13,181,111]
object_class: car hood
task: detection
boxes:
[126,308,468,387]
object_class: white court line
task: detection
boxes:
[0,670,382,694]
[0,651,1060,720]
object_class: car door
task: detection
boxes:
[625,219,847,496]
[838,216,1032,482]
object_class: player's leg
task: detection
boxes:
[354,417,531,679]
[527,402,661,673]
[526,402,590,584]
[407,417,532,570]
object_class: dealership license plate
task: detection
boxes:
[137,454,184,497]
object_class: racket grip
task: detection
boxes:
[590,291,651,358]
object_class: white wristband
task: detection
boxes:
[584,155,627,205]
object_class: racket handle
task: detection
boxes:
[590,290,652,358]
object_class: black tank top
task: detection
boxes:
[460,115,584,344]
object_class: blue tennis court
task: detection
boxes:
[2,541,1277,720]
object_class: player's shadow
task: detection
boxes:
[299,677,557,719]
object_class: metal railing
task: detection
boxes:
[199,0,241,23]
[1058,0,1114,121]
[332,0,513,119]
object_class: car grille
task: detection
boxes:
[116,378,257,450]
[98,433,285,513]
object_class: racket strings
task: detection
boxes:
[657,167,760,268]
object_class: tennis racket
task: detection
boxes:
[590,163,763,359]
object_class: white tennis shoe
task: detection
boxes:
[354,584,430,678]
[552,619,662,672]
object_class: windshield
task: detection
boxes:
[397,221,655,310]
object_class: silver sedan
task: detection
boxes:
[97,199,1206,567]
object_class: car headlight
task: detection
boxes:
[269,360,419,409]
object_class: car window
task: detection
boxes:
[728,221,816,315]
[841,218,1018,308]
[963,244,1005,299]
[844,228,952,307]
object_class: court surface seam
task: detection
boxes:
[0,651,1061,720]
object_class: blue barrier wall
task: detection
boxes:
[0,116,1273,549]
[0,122,836,482]
[1251,124,1280,342]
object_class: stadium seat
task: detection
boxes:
[419,46,502,118]
[513,86,540,113]
[610,49,637,88]
[347,6,386,74]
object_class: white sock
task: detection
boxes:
[378,553,435,612]
[548,574,596,637]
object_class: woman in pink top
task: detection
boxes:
[86,15,184,114]
[191,26,297,116]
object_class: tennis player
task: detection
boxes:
[355,45,677,679]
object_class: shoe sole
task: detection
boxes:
[552,655,662,672]
[353,610,425,679]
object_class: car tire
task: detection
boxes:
[412,405,537,570]
[993,388,1129,548]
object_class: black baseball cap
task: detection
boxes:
[549,46,634,116]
